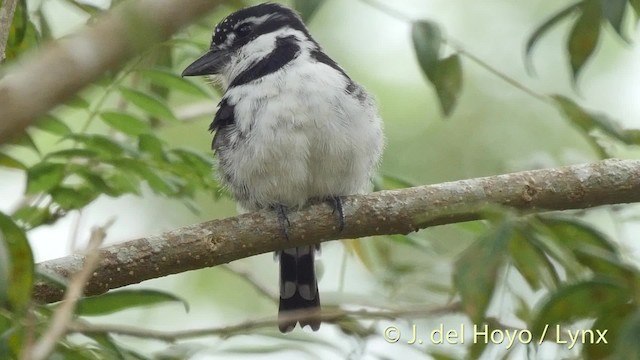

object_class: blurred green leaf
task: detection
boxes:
[76,289,189,316]
[411,20,442,83]
[552,95,621,157]
[432,55,463,117]
[100,111,151,136]
[170,149,213,177]
[600,0,627,40]
[631,0,640,15]
[9,132,39,154]
[532,278,629,336]
[0,153,26,170]
[141,68,210,98]
[539,216,618,255]
[26,162,66,194]
[294,0,325,21]
[45,149,98,160]
[525,2,581,72]
[51,186,99,210]
[412,21,461,116]
[65,95,91,109]
[574,247,636,283]
[119,87,176,122]
[0,213,34,313]
[0,232,8,305]
[138,134,167,161]
[567,0,601,80]
[12,206,52,229]
[509,230,559,290]
[69,134,130,157]
[454,222,512,323]
[583,303,634,360]
[108,158,177,195]
[35,115,73,136]
[614,310,640,360]
[5,0,41,61]
[104,171,142,196]
[83,333,125,360]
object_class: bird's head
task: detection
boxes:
[182,3,314,88]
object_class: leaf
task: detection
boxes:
[293,0,326,21]
[104,171,141,196]
[35,115,72,136]
[64,94,91,109]
[567,0,602,81]
[0,232,8,305]
[26,162,66,194]
[539,216,618,255]
[573,247,636,283]
[100,111,151,136]
[138,134,167,161]
[376,174,415,190]
[45,149,98,160]
[411,20,442,84]
[582,303,634,359]
[9,133,39,154]
[12,206,52,229]
[141,68,210,98]
[525,2,582,72]
[614,311,640,360]
[4,0,40,61]
[454,222,512,323]
[68,134,129,157]
[50,186,99,210]
[552,95,622,157]
[531,278,629,336]
[170,149,213,177]
[600,0,627,40]
[0,153,26,170]
[509,230,558,290]
[75,289,189,316]
[411,21,462,116]
[432,55,463,117]
[632,0,640,16]
[108,158,177,195]
[0,213,34,313]
[119,87,176,122]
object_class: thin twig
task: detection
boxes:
[67,303,461,342]
[27,219,114,360]
[447,40,550,104]
[359,0,550,105]
[0,0,18,63]
[221,264,278,302]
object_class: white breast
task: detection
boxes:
[220,56,384,211]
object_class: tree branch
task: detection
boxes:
[33,159,640,303]
[0,0,223,145]
[0,0,18,63]
[67,303,462,342]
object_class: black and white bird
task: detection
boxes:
[182,3,383,332]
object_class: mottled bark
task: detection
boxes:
[34,159,640,303]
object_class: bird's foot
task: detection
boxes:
[275,204,291,240]
[328,196,345,232]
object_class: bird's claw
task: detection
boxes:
[328,196,345,232]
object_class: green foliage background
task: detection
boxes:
[1,0,640,359]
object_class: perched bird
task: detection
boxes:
[182,3,383,332]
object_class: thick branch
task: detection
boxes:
[34,159,640,303]
[0,0,222,145]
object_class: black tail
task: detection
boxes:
[278,245,321,332]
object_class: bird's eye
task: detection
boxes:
[236,24,253,37]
